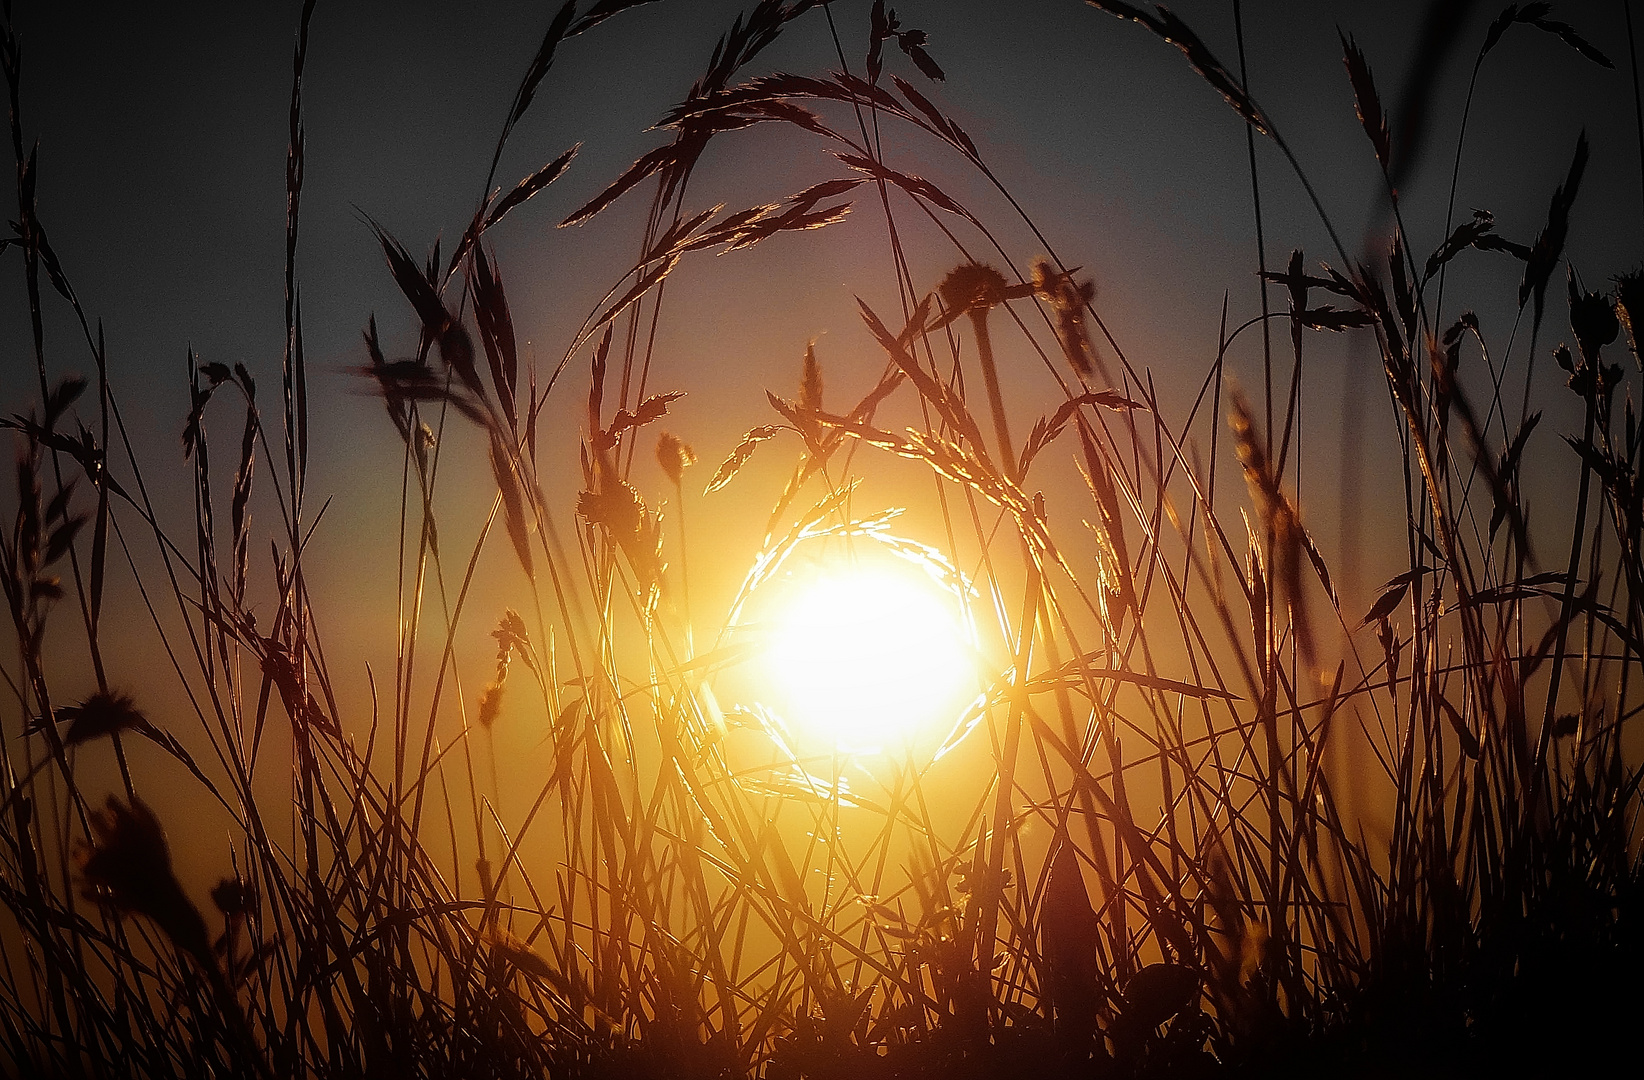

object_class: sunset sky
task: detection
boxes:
[3,9,1641,1069]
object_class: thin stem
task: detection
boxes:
[968,308,1016,479]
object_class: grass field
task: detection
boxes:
[2,1,1641,1076]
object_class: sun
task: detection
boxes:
[763,561,977,753]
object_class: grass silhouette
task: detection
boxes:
[1,1,1641,1077]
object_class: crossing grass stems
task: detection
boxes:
[1,0,1641,1076]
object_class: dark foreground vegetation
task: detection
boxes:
[2,1,1641,1076]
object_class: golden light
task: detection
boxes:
[763,561,977,753]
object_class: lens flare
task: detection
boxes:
[764,564,975,752]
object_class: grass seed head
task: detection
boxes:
[799,343,823,413]
[478,683,504,729]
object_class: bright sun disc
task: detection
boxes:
[765,565,974,751]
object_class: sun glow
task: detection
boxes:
[764,563,976,752]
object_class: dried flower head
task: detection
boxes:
[210,875,256,920]
[938,262,1009,314]
[1570,271,1619,363]
[656,430,696,487]
[28,689,151,747]
[1557,339,1625,400]
[80,795,211,964]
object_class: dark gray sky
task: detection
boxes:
[3,0,1639,622]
